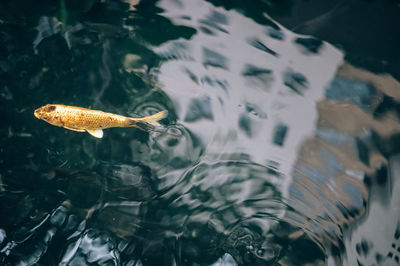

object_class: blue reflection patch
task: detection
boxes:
[326,77,376,111]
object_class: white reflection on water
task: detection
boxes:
[155,0,343,186]
[339,155,400,266]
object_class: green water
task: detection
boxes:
[1,0,400,265]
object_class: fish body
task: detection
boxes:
[34,104,167,138]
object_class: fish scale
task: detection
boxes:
[55,105,128,129]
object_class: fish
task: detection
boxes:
[34,104,167,138]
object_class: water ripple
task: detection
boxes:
[1,0,399,265]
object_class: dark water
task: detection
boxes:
[1,0,400,265]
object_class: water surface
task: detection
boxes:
[1,0,400,265]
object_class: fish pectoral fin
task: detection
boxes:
[86,129,103,138]
[64,126,85,132]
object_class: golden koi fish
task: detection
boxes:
[34,104,167,138]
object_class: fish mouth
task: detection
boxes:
[34,109,41,119]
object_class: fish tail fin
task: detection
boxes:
[129,110,168,129]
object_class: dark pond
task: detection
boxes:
[1,0,400,265]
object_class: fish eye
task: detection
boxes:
[45,105,56,112]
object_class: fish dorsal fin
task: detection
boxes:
[86,129,103,138]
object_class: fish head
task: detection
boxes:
[34,104,59,125]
